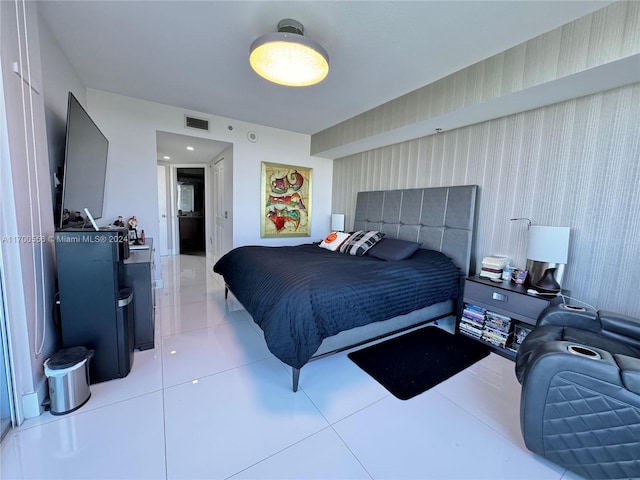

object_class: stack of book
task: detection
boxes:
[460,304,486,339]
[479,256,507,280]
[481,311,512,348]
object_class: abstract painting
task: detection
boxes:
[261,162,312,238]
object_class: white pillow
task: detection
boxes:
[319,232,351,251]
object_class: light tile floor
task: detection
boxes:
[1,254,585,479]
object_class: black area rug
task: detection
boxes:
[348,326,490,400]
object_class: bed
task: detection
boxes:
[213,185,478,391]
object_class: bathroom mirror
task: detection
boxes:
[177,184,194,213]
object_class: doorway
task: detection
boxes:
[177,168,205,255]
[155,131,231,257]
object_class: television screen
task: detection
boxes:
[59,92,109,228]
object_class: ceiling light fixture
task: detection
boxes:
[186,146,194,151]
[249,19,329,87]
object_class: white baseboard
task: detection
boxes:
[21,377,48,419]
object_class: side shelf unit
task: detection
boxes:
[124,239,156,350]
[459,276,552,359]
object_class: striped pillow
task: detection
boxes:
[339,230,385,256]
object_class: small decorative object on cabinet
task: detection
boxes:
[459,275,554,359]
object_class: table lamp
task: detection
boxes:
[526,226,570,294]
[331,213,345,232]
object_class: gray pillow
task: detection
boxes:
[366,238,421,261]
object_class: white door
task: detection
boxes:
[157,165,170,255]
[214,159,225,260]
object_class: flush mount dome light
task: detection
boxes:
[249,19,329,87]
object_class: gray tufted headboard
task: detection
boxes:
[353,185,478,276]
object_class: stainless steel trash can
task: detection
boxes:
[44,346,93,415]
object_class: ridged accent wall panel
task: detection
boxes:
[332,84,640,317]
[311,1,640,158]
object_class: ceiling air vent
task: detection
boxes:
[185,115,210,132]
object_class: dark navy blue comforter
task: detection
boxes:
[213,244,460,368]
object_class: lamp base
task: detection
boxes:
[534,267,561,294]
[525,260,565,292]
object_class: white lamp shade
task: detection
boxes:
[331,214,345,232]
[527,226,570,264]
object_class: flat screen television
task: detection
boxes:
[58,92,109,229]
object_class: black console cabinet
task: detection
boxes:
[55,229,134,383]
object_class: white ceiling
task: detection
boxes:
[156,131,230,164]
[38,0,613,139]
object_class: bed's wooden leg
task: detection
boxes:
[292,367,300,392]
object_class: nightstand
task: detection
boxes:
[458,275,554,359]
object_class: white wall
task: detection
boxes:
[37,13,86,212]
[86,89,333,282]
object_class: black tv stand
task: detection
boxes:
[61,220,86,228]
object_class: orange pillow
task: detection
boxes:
[319,232,351,251]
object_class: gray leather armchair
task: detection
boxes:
[515,305,640,479]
